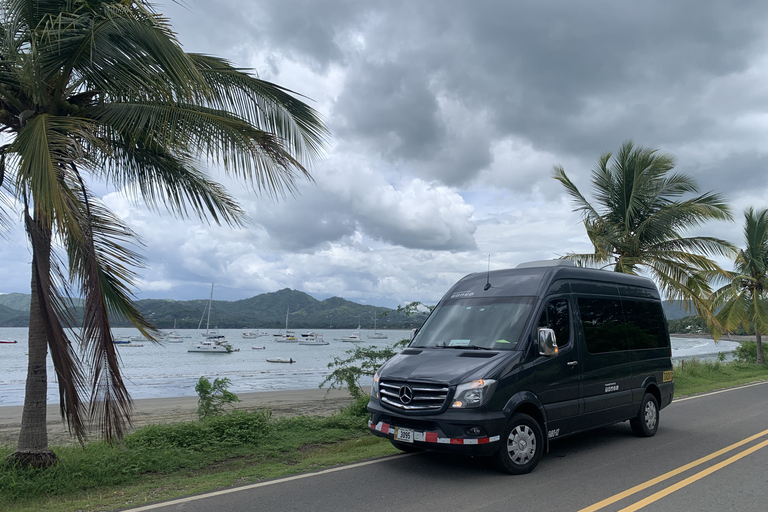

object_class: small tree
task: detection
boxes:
[195,376,241,420]
[321,343,406,399]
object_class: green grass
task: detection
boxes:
[673,357,768,397]
[3,363,768,512]
[1,398,399,512]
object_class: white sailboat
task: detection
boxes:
[189,284,234,353]
[274,307,297,343]
[368,313,387,340]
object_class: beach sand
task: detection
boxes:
[0,388,356,447]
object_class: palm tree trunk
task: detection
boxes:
[8,221,57,468]
[756,331,765,365]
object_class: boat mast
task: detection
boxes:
[206,284,214,336]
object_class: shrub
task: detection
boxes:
[733,341,757,363]
[126,410,272,450]
[195,376,241,420]
[321,340,409,398]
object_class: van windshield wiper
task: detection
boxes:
[429,343,493,350]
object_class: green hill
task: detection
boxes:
[0,289,426,329]
[0,302,29,327]
[0,292,31,312]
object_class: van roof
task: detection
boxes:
[445,263,659,300]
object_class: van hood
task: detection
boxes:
[379,348,520,385]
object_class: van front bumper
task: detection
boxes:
[368,400,507,456]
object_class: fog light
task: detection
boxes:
[465,426,483,436]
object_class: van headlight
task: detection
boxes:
[371,371,380,399]
[451,379,497,408]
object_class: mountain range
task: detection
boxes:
[0,289,425,329]
[0,289,695,329]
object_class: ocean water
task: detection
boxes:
[0,327,743,407]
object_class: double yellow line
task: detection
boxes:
[578,428,768,512]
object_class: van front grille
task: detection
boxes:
[379,381,450,411]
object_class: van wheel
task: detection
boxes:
[390,440,424,453]
[494,413,543,474]
[630,393,659,437]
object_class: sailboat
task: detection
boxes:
[189,284,234,353]
[274,307,297,342]
[165,320,183,343]
[368,313,387,340]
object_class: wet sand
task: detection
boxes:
[0,388,356,447]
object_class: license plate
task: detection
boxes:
[395,427,414,443]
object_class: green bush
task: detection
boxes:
[733,341,757,363]
[195,376,241,419]
[126,410,272,450]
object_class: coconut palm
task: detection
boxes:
[710,208,768,364]
[0,0,328,467]
[553,141,734,317]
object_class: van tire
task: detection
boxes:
[630,393,659,437]
[390,440,424,453]
[494,413,543,474]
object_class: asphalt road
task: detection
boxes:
[124,382,768,512]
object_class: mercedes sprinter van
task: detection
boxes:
[367,260,674,474]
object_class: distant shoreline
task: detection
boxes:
[670,333,754,342]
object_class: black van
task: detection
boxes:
[367,260,674,474]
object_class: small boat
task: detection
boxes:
[165,333,184,343]
[274,308,297,342]
[188,339,235,353]
[0,339,18,344]
[112,337,131,345]
[299,332,328,345]
[117,343,144,348]
[266,357,296,363]
[252,346,266,350]
[165,321,184,343]
[338,326,363,342]
[242,331,268,339]
[368,314,388,339]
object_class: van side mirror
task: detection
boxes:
[410,328,419,341]
[538,328,558,356]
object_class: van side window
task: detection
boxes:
[622,299,670,349]
[578,297,628,353]
[537,298,570,348]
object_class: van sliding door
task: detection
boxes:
[576,296,634,425]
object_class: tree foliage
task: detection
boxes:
[711,207,768,364]
[194,376,241,420]
[321,340,409,399]
[0,0,327,464]
[553,140,734,319]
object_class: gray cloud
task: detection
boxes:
[4,0,767,307]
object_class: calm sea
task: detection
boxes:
[0,327,742,407]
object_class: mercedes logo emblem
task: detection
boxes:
[398,385,413,404]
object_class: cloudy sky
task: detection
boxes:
[2,0,767,308]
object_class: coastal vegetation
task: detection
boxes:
[0,0,328,467]
[553,140,734,320]
[2,351,767,512]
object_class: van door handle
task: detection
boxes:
[567,361,578,366]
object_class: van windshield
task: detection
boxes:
[411,297,535,351]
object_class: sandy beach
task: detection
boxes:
[0,387,356,447]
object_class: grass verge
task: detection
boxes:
[2,360,768,512]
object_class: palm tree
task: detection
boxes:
[553,141,734,317]
[710,208,768,365]
[0,0,328,467]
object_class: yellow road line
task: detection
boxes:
[577,428,768,512]
[617,438,768,512]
